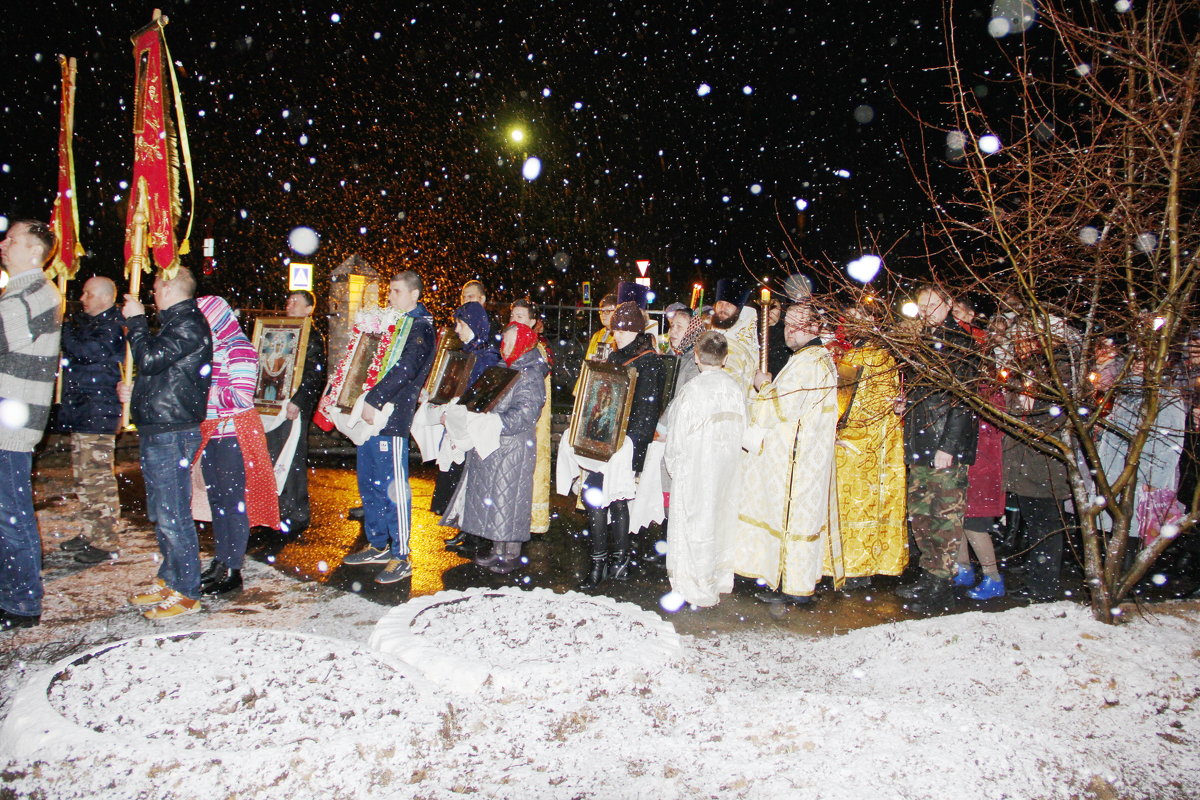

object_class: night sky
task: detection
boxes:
[1,0,1017,314]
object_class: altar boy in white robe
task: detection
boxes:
[732,302,843,605]
[663,331,747,607]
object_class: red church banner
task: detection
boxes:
[47,55,83,283]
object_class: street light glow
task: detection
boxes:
[510,126,526,144]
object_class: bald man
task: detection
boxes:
[54,276,126,564]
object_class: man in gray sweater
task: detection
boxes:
[0,220,63,631]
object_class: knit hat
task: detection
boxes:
[610,301,645,332]
[453,301,491,344]
[616,281,650,310]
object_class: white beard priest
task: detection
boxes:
[732,302,844,605]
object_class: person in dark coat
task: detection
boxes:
[435,301,500,551]
[440,322,547,574]
[1003,335,1074,601]
[54,276,125,563]
[263,290,326,535]
[120,266,213,619]
[895,285,979,613]
[581,301,666,589]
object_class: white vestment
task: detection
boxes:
[720,306,761,399]
[732,342,843,596]
[664,369,748,607]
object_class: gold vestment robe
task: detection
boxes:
[828,344,908,577]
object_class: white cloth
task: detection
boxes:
[628,440,666,534]
[331,394,394,446]
[442,402,503,461]
[555,435,637,503]
[663,369,747,606]
[260,405,301,496]
[410,401,444,463]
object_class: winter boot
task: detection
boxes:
[967,574,1006,600]
[581,553,609,590]
[896,570,950,601]
[487,542,523,575]
[473,542,505,569]
[608,550,632,581]
[906,577,957,614]
[200,558,222,581]
[952,563,976,588]
[200,563,243,596]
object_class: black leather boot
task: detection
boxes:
[609,550,631,581]
[895,570,947,600]
[200,558,222,581]
[581,554,608,589]
[200,563,243,596]
[444,532,470,551]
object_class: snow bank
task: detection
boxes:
[1,595,1197,800]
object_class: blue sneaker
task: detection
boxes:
[952,564,976,588]
[967,575,1006,600]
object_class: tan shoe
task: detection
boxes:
[142,591,201,620]
[128,578,169,606]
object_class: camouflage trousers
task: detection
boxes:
[906,464,969,579]
[71,432,120,550]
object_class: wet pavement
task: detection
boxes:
[42,445,1200,639]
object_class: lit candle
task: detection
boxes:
[690,283,703,309]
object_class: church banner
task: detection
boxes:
[125,13,194,280]
[47,55,84,283]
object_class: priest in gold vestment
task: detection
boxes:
[826,313,908,581]
[733,303,843,603]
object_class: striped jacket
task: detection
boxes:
[0,269,63,452]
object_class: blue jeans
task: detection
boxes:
[141,428,203,599]
[201,436,249,570]
[0,450,42,617]
[356,435,411,559]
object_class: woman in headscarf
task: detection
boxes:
[194,297,279,596]
[434,301,500,554]
[441,322,548,573]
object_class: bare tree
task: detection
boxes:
[776,0,1198,624]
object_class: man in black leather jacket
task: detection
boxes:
[118,267,213,620]
[895,285,979,613]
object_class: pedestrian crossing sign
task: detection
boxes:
[289,262,313,291]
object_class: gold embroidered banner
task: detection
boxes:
[125,13,193,281]
[47,55,84,283]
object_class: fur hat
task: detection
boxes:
[616,281,650,310]
[610,301,645,332]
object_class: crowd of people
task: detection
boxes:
[2,215,1198,631]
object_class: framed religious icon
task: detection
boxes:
[422,325,465,401]
[458,366,520,413]
[568,361,638,462]
[334,332,382,412]
[250,317,312,415]
[428,350,477,404]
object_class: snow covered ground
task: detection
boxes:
[2,560,1198,800]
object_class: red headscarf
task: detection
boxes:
[503,322,539,366]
